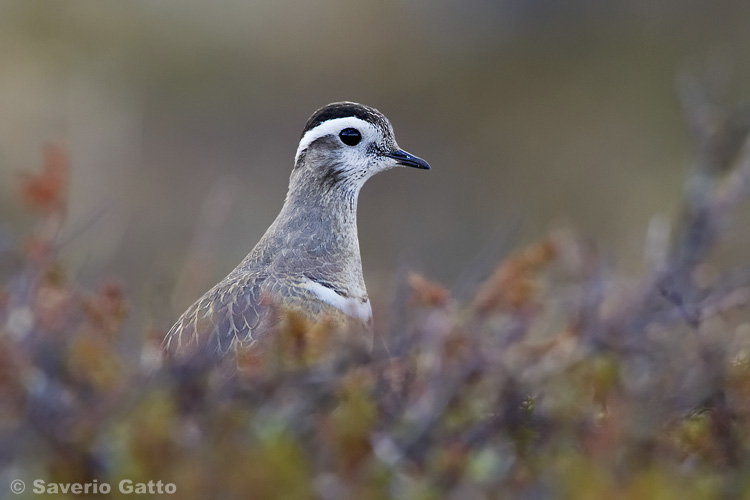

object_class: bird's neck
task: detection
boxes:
[278,183,361,249]
[249,177,366,290]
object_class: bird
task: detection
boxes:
[163,102,430,358]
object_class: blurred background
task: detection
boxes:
[2,0,750,329]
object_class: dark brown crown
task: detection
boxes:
[302,102,390,136]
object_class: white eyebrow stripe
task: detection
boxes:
[295,117,375,164]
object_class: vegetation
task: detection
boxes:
[2,80,750,499]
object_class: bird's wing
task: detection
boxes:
[162,274,270,357]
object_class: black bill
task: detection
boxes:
[385,149,431,170]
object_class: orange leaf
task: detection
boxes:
[18,142,69,215]
[474,237,557,314]
[408,272,450,307]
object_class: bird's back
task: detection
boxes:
[163,270,270,357]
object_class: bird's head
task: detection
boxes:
[292,102,430,193]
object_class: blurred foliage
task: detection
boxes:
[2,82,750,499]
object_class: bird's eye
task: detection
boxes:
[339,128,361,146]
